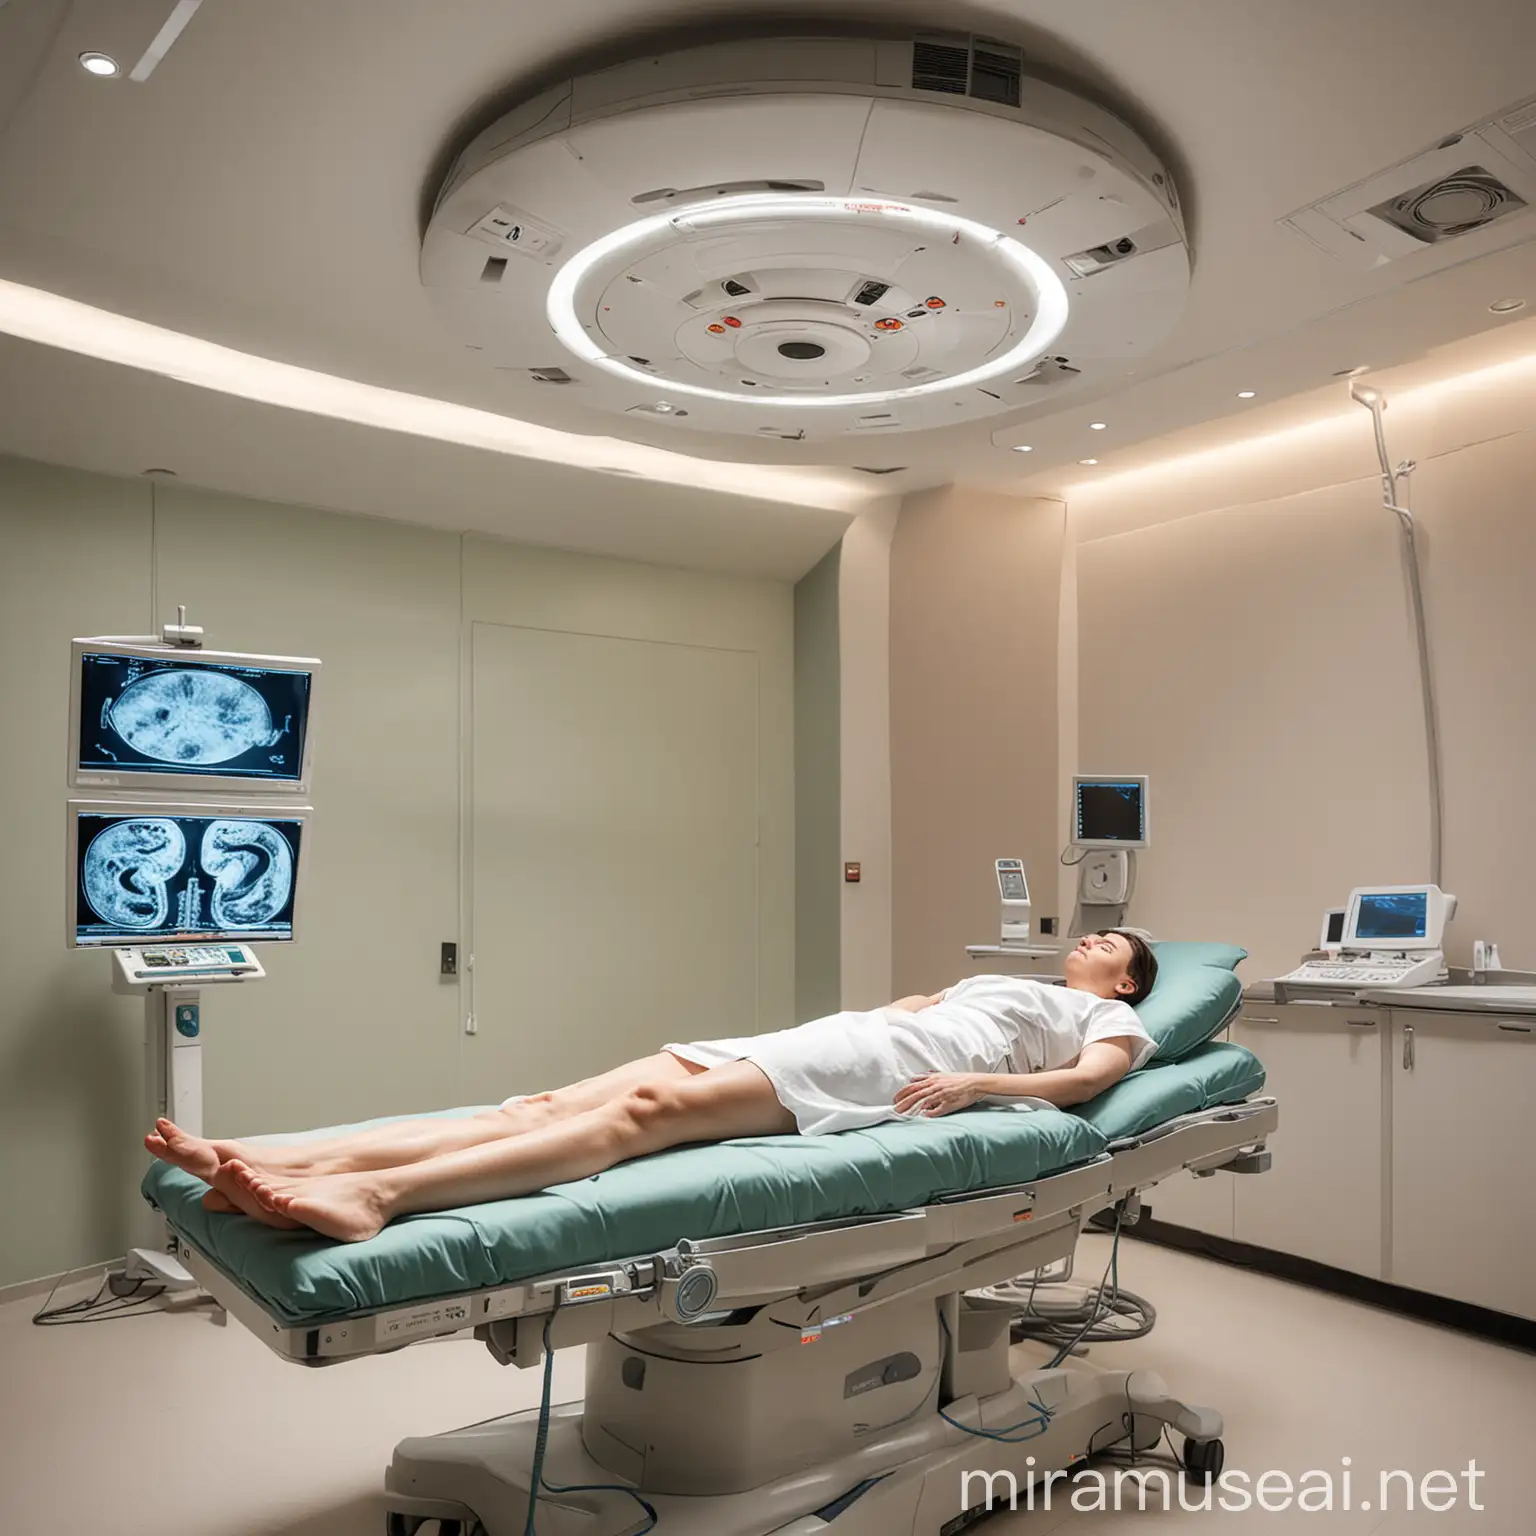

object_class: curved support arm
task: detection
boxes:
[1350,382,1444,887]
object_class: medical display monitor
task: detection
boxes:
[70,640,319,794]
[1320,908,1347,951]
[1072,775,1149,849]
[68,802,310,947]
[1343,884,1448,952]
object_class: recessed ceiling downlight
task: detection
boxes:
[1489,298,1526,314]
[79,52,120,77]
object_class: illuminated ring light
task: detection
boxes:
[545,194,1070,409]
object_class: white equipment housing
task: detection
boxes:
[420,33,1189,450]
[113,943,266,1290]
[994,857,1031,944]
[65,618,320,1297]
[1068,775,1148,937]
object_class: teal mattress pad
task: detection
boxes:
[143,1041,1264,1330]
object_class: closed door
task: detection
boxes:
[1232,1004,1385,1277]
[1390,1011,1536,1319]
[465,622,760,1104]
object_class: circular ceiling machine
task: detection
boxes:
[421,33,1190,453]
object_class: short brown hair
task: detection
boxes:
[1102,929,1158,1006]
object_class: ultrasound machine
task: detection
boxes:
[1274,884,1457,1001]
[65,615,319,1289]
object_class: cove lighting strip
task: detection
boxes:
[0,278,871,512]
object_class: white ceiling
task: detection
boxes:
[1,0,1534,576]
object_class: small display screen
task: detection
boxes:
[1353,891,1428,942]
[77,651,311,783]
[75,812,303,945]
[1325,910,1347,944]
[1075,780,1144,842]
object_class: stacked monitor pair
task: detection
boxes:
[66,640,320,949]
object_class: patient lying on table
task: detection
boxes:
[146,931,1157,1244]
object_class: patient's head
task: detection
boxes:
[1065,930,1157,1006]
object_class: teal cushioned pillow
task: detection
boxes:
[1133,940,1247,1064]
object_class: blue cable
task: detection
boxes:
[523,1312,659,1536]
[935,1305,1056,1445]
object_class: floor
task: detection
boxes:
[2,1233,1531,1535]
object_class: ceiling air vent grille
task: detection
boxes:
[1368,165,1527,244]
[970,40,1023,108]
[912,35,1023,108]
[912,37,970,96]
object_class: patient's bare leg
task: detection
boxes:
[144,1055,703,1182]
[224,1060,794,1242]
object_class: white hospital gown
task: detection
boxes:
[664,975,1157,1135]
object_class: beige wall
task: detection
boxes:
[1073,366,1536,979]
[839,505,899,1009]
[794,545,841,1021]
[0,454,798,1291]
[889,489,1066,994]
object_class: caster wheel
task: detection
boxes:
[1184,1436,1225,1483]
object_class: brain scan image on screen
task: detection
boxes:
[76,651,312,784]
[203,820,295,929]
[107,670,286,767]
[81,818,188,931]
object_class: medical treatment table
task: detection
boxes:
[143,943,1275,1536]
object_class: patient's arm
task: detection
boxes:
[973,1039,1138,1106]
[894,1038,1137,1117]
[887,990,948,1011]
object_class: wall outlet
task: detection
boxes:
[1039,917,1057,936]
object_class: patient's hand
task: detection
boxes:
[894,1073,983,1118]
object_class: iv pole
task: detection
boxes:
[1348,381,1443,888]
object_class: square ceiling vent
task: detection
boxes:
[1281,96,1536,268]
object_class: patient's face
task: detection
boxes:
[1065,932,1135,998]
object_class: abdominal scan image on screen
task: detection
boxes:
[77,650,311,782]
[75,811,303,944]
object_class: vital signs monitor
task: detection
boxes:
[1071,775,1150,849]
[69,640,320,795]
[67,802,310,947]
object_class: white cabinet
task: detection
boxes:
[1388,1009,1536,1321]
[1231,1003,1385,1278]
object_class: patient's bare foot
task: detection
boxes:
[144,1118,220,1181]
[212,1159,302,1231]
[201,1189,241,1214]
[233,1165,392,1243]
